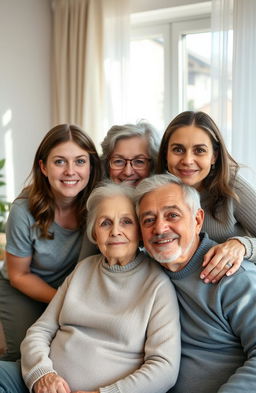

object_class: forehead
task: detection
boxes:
[139,184,190,215]
[168,125,212,145]
[113,136,149,156]
[97,195,135,216]
[49,141,89,157]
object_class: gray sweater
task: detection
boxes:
[21,252,181,393]
[165,233,256,393]
[201,174,256,261]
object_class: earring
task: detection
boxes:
[211,163,215,171]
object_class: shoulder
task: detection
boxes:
[8,198,33,222]
[233,173,256,194]
[220,259,256,294]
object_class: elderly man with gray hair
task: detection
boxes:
[135,173,256,393]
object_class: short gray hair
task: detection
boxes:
[135,173,201,217]
[86,180,136,244]
[101,120,161,177]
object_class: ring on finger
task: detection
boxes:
[225,261,233,268]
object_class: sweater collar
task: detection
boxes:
[162,233,216,280]
[101,250,144,273]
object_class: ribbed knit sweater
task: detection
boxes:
[201,174,256,261]
[164,233,256,393]
[21,252,181,393]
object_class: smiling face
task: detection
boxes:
[139,184,203,271]
[166,125,217,190]
[109,136,151,187]
[94,195,139,266]
[39,140,91,203]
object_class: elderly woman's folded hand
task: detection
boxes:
[34,372,71,393]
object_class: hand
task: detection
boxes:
[33,373,71,393]
[72,391,99,393]
[200,239,246,284]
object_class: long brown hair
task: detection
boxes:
[20,124,101,238]
[157,111,239,219]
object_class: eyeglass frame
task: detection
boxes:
[109,156,152,170]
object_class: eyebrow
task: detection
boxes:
[140,205,183,219]
[52,154,88,158]
[111,154,148,158]
[170,143,208,148]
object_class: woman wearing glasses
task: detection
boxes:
[100,121,160,187]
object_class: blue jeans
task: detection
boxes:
[0,361,28,393]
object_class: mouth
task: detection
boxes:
[120,178,140,186]
[177,169,199,176]
[61,180,79,185]
[150,234,179,247]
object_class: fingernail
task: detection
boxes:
[204,278,209,284]
[226,271,231,276]
[200,274,205,279]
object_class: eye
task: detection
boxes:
[195,147,207,154]
[76,158,87,165]
[141,217,155,227]
[100,218,112,227]
[172,146,184,154]
[120,217,133,225]
[167,212,180,220]
[54,159,65,166]
[111,159,125,168]
[132,158,146,167]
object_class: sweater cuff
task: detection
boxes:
[100,383,120,393]
[228,236,253,260]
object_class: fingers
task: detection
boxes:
[34,373,71,393]
[200,240,245,284]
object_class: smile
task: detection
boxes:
[61,180,79,185]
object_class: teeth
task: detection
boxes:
[156,239,174,244]
[62,181,78,184]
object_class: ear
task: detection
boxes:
[39,160,48,177]
[211,150,218,165]
[195,208,204,235]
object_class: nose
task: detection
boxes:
[110,221,121,236]
[181,151,194,165]
[64,162,75,176]
[122,160,135,176]
[152,217,169,235]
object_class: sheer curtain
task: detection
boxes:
[211,0,256,185]
[232,0,256,184]
[52,0,130,149]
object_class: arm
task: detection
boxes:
[99,277,181,393]
[217,266,256,392]
[201,175,256,283]
[21,276,71,392]
[7,251,56,303]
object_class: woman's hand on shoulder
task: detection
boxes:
[33,372,71,393]
[200,239,246,283]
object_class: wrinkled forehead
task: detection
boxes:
[139,184,188,215]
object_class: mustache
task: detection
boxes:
[149,232,179,244]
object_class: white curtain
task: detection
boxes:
[211,0,256,185]
[232,0,256,184]
[52,0,130,150]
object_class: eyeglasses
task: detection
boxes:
[109,157,151,170]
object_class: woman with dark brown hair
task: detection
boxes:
[157,111,256,283]
[0,124,101,361]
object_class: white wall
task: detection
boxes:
[0,0,52,199]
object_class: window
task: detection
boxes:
[129,5,211,129]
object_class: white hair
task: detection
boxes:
[135,173,201,217]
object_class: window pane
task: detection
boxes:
[129,36,164,129]
[182,32,211,113]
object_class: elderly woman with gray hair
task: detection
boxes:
[101,121,160,186]
[0,181,180,393]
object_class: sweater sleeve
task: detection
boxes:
[229,175,256,261]
[100,278,181,393]
[20,275,71,392]
[217,265,256,392]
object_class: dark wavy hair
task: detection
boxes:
[157,111,239,219]
[19,124,101,238]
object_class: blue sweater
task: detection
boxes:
[164,233,256,393]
